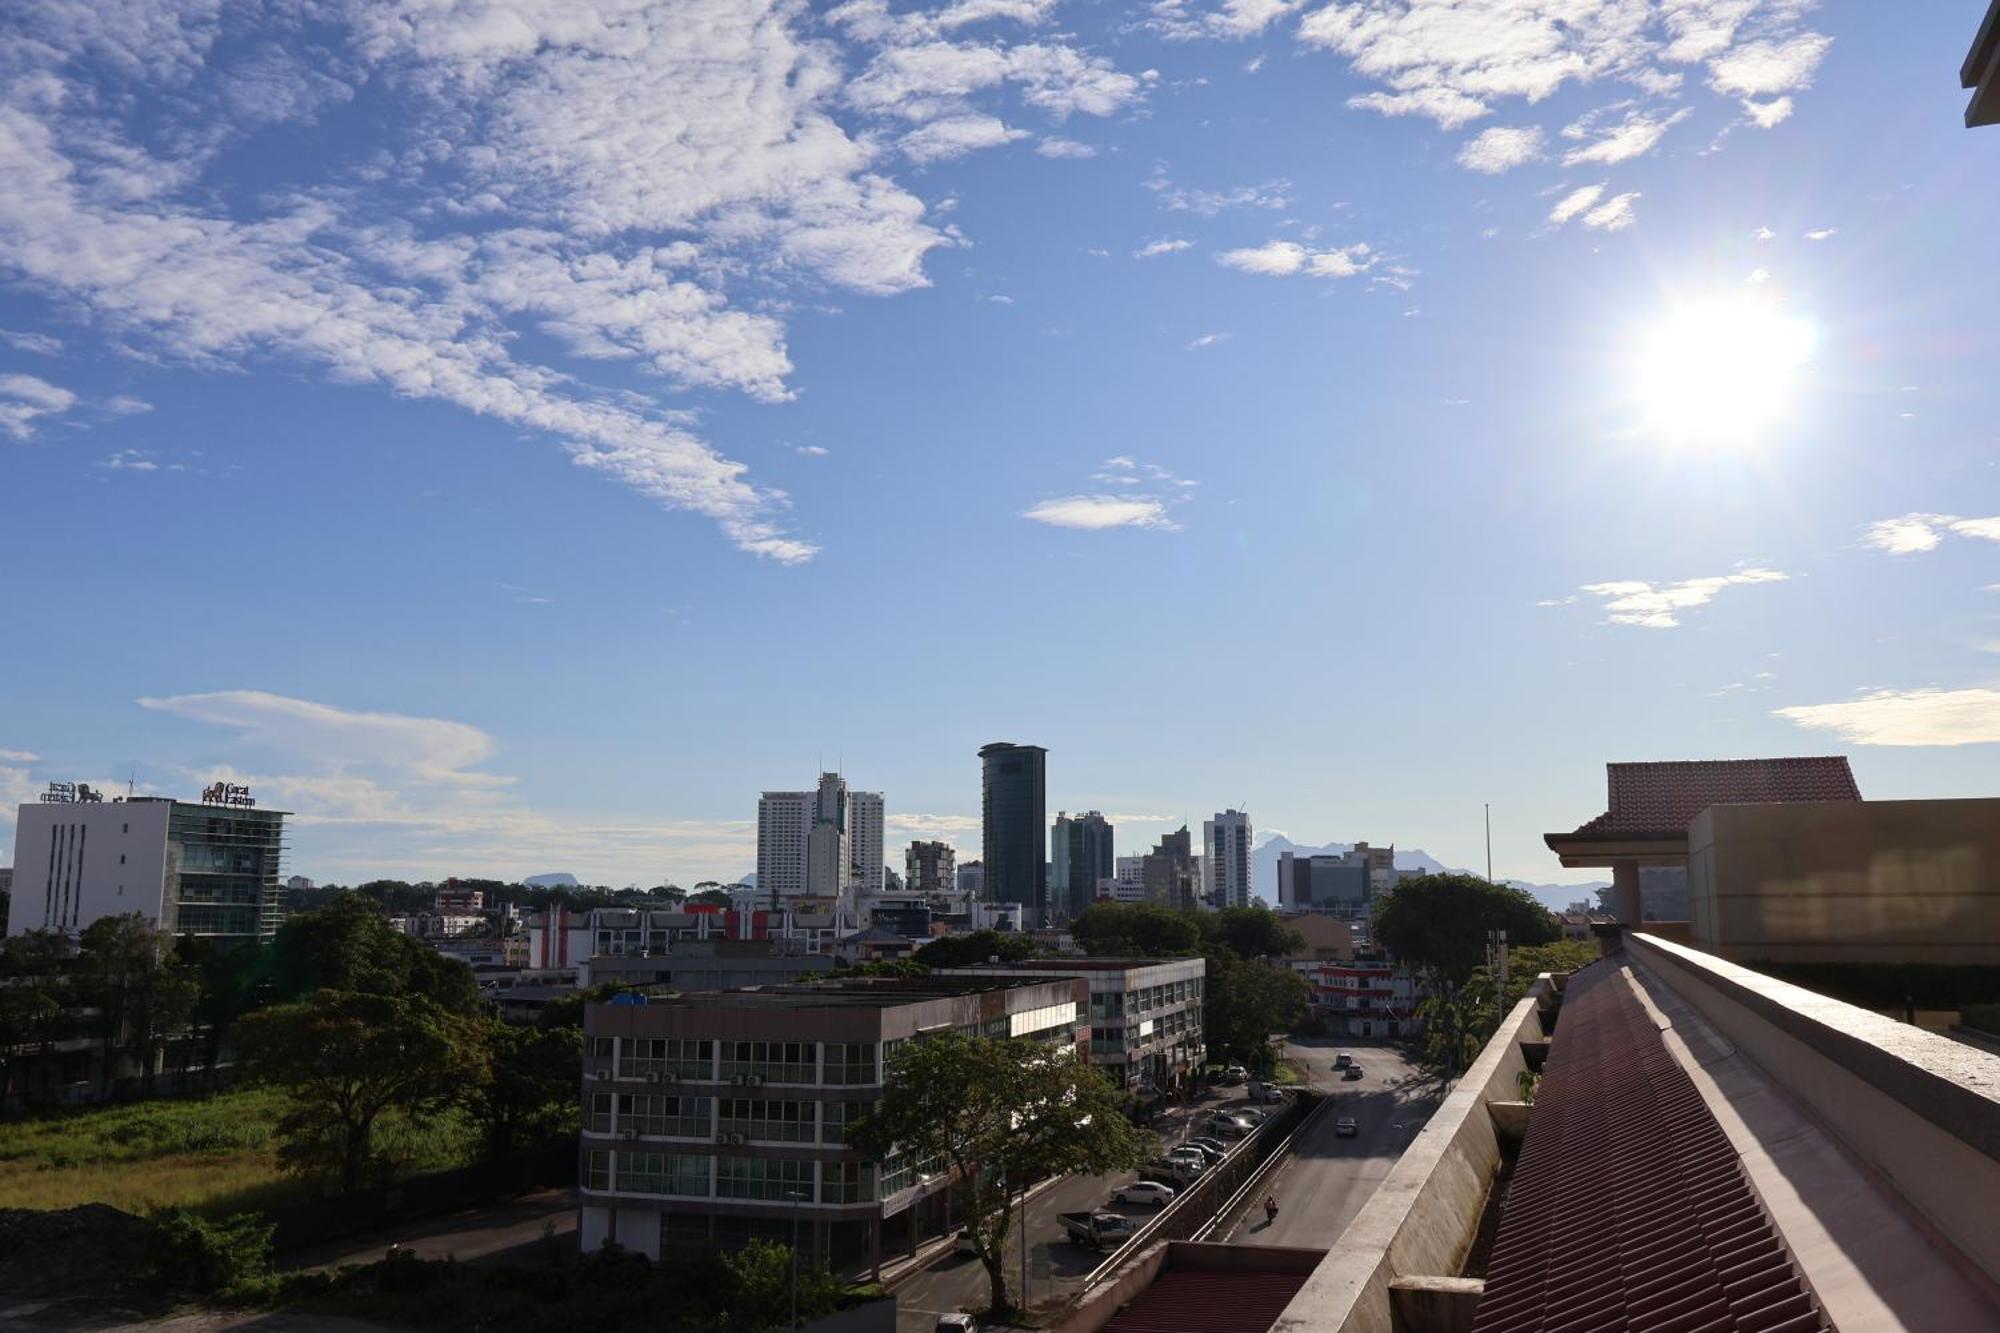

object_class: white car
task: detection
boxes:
[1335,1117,1359,1138]
[936,1315,981,1333]
[1115,1180,1177,1209]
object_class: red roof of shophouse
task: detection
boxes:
[1468,961,1831,1333]
[1558,757,1860,841]
[1098,1266,1314,1333]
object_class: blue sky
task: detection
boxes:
[2,1,1997,890]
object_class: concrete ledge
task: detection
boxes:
[1483,1100,1530,1148]
[1270,976,1554,1333]
[1387,1276,1483,1333]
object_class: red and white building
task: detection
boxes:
[1299,957,1422,1038]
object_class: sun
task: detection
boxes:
[1635,296,1816,445]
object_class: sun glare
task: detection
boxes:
[1635,296,1816,445]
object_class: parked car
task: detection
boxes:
[1343,1064,1364,1081]
[1334,1052,1353,1069]
[1178,1141,1226,1165]
[1248,1081,1286,1103]
[1060,1210,1137,1250]
[1335,1117,1359,1138]
[1232,1106,1269,1123]
[1115,1180,1177,1209]
[1149,1157,1201,1186]
[1163,1150,1209,1175]
[952,1228,980,1256]
[1205,1116,1253,1139]
[936,1313,981,1332]
[1218,1065,1248,1086]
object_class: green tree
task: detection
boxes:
[0,930,73,1106]
[266,893,481,1014]
[236,989,488,1192]
[687,888,733,908]
[716,1238,844,1332]
[178,938,266,1089]
[912,929,1034,968]
[74,914,199,1095]
[1204,954,1311,1070]
[850,1033,1148,1317]
[1198,906,1307,962]
[460,1019,581,1159]
[1071,903,1202,958]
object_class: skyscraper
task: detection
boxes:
[1051,810,1114,924]
[1142,826,1198,911]
[758,773,882,903]
[1202,809,1253,909]
[979,742,1047,921]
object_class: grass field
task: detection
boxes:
[0,1088,477,1215]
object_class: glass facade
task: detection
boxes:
[980,743,1047,916]
[166,803,286,943]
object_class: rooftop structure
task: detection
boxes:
[1967,0,2000,126]
[1545,757,1860,923]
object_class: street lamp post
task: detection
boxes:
[788,1189,807,1329]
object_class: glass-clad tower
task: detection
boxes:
[979,742,1047,923]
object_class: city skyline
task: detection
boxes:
[4,7,1998,890]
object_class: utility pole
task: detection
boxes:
[1019,1175,1030,1313]
[1485,803,1493,883]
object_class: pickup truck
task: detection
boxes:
[1060,1210,1137,1250]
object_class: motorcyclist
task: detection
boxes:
[1264,1194,1278,1224]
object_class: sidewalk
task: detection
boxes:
[280,1188,577,1272]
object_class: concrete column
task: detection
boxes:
[1609,860,1642,924]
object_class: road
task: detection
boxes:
[1217,1038,1439,1250]
[281,1187,578,1272]
[894,1086,1268,1332]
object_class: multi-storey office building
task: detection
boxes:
[757,774,884,903]
[937,957,1206,1101]
[1050,810,1114,924]
[1202,810,1253,909]
[6,787,288,945]
[902,840,955,895]
[979,742,1046,921]
[579,976,1087,1270]
[1141,826,1198,911]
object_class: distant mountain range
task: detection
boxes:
[521,872,580,888]
[1250,834,1604,914]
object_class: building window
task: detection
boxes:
[619,1093,712,1138]
[822,1042,877,1085]
[717,1097,813,1143]
[586,1092,613,1134]
[619,1037,714,1080]
[820,1099,870,1145]
[719,1040,814,1085]
[585,1149,611,1191]
[821,1161,876,1204]
[614,1151,712,1197]
[715,1155,814,1202]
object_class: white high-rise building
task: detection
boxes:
[848,790,884,896]
[756,773,883,904]
[1203,809,1253,909]
[1107,855,1148,904]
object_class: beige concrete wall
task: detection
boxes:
[1269,980,1553,1333]
[1688,798,2000,964]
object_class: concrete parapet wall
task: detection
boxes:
[1269,979,1552,1333]
[1628,932,2000,1292]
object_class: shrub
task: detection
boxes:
[148,1208,274,1297]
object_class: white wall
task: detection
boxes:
[6,801,172,936]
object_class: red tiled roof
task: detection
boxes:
[1098,1268,1312,1333]
[1469,962,1831,1333]
[1565,757,1859,839]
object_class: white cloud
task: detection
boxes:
[1134,236,1194,258]
[1560,106,1689,166]
[1576,566,1787,628]
[0,372,77,439]
[1708,33,1832,97]
[1187,332,1230,349]
[1804,227,1836,241]
[1147,166,1292,215]
[1775,689,2000,748]
[1022,495,1174,529]
[1344,88,1491,130]
[104,394,153,415]
[1548,183,1606,225]
[1581,190,1641,230]
[1148,0,1306,41]
[1456,126,1545,174]
[138,690,506,788]
[1862,513,2000,555]
[1217,239,1373,277]
[1742,95,1792,127]
[795,444,830,456]
[1036,135,1096,158]
[1,328,61,355]
[1753,225,1775,240]
[100,448,160,471]
[899,114,1029,162]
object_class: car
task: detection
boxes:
[1115,1180,1177,1208]
[1205,1117,1252,1139]
[936,1314,981,1333]
[1177,1142,1226,1166]
[1249,1082,1286,1103]
[1334,1052,1353,1069]
[1149,1157,1201,1185]
[1225,1064,1250,1083]
[1232,1106,1269,1123]
[952,1229,980,1256]
[1164,1150,1209,1174]
[1335,1117,1359,1138]
[1188,1136,1230,1156]
[1343,1064,1364,1081]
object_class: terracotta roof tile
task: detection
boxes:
[1566,757,1859,839]
[1468,962,1831,1333]
[1098,1268,1312,1333]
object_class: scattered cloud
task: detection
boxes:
[1022,495,1175,530]
[1548,184,1606,225]
[1217,240,1374,278]
[1,329,62,355]
[1776,688,2000,748]
[100,449,162,472]
[1456,126,1545,174]
[0,373,77,439]
[1187,332,1231,349]
[1581,190,1641,231]
[497,582,554,606]
[1036,136,1097,158]
[1862,513,2000,555]
[1560,106,1689,166]
[986,293,1015,304]
[900,114,1030,163]
[1575,567,1788,628]
[795,444,830,457]
[105,394,154,416]
[1147,0,1305,42]
[1146,165,1291,215]
[1135,237,1195,258]
[1707,33,1833,98]
[1753,225,1775,240]
[1804,227,1836,241]
[1742,96,1792,127]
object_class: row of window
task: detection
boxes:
[587,1092,871,1143]
[1086,976,1203,1020]
[588,1151,873,1203]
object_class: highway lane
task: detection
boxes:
[1219,1038,1439,1250]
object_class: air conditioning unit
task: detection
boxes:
[745,1075,764,1088]
[728,1133,746,1146]
[649,1072,669,1084]
[592,1070,613,1082]
[619,1129,638,1142]
[715,1133,731,1145]
[730,1074,747,1086]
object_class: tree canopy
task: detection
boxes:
[912,929,1034,968]
[849,1033,1146,1316]
[265,893,481,1014]
[1371,874,1558,986]
[1071,902,1202,958]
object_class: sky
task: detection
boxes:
[2,1,1998,891]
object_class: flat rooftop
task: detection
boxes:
[604,975,1072,1010]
